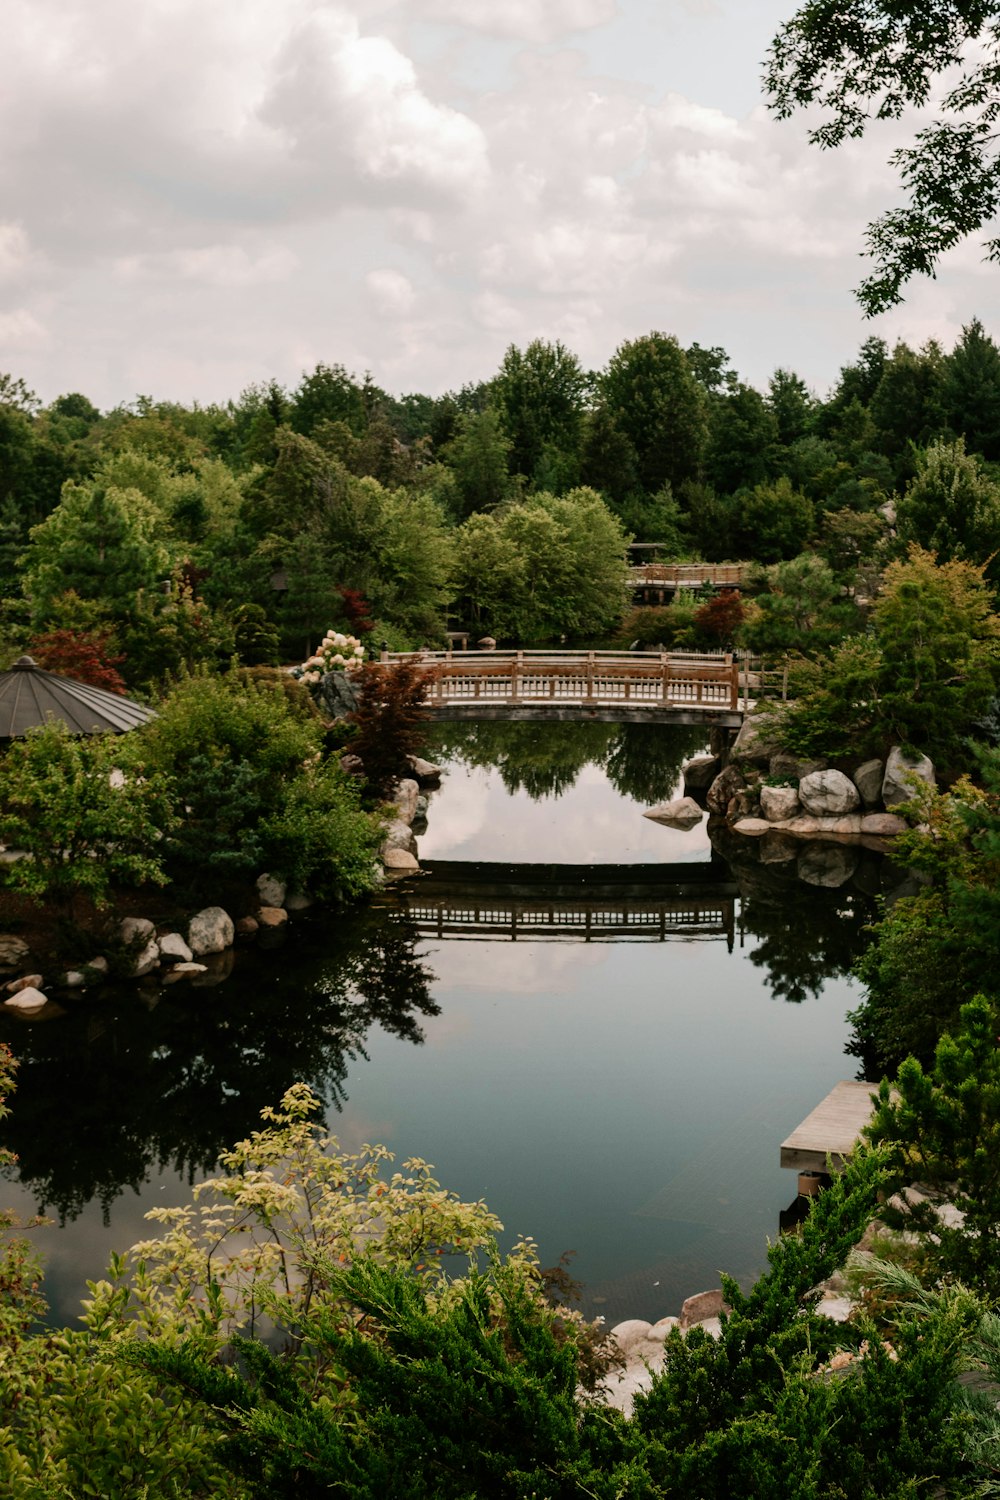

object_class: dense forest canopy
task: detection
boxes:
[5,320,1000,673]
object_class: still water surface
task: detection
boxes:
[1,723,877,1327]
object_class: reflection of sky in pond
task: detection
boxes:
[420,760,712,864]
[4,724,870,1333]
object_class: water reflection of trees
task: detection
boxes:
[0,910,438,1224]
[428,722,707,803]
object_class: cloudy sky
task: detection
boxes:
[1,0,993,411]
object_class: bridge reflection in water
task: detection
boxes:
[377,860,738,950]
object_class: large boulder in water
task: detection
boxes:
[730,714,782,768]
[798,769,861,817]
[644,797,703,829]
[188,907,234,957]
[882,746,935,807]
[852,758,884,809]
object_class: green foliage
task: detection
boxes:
[0,724,173,912]
[140,671,380,889]
[602,332,707,493]
[740,553,856,656]
[868,995,1000,1298]
[457,487,630,642]
[765,3,1000,313]
[439,404,513,517]
[896,436,1000,572]
[726,475,815,563]
[492,338,587,487]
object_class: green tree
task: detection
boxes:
[740,553,855,655]
[22,482,172,628]
[602,333,707,494]
[457,488,629,642]
[493,339,588,487]
[0,723,174,917]
[726,475,815,562]
[704,381,778,494]
[868,994,1000,1298]
[765,3,1000,312]
[767,367,815,448]
[945,317,1000,460]
[896,436,1000,572]
[290,362,366,439]
[869,340,949,478]
[439,405,513,518]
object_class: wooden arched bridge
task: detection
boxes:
[378,860,739,948]
[377,648,748,727]
[629,561,746,604]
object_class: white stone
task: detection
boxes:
[609,1319,653,1356]
[815,1295,854,1323]
[383,848,419,873]
[256,872,286,908]
[760,785,799,822]
[131,939,160,977]
[5,973,43,995]
[852,758,885,808]
[860,813,907,836]
[409,756,442,782]
[392,778,420,824]
[732,817,770,835]
[86,957,109,976]
[120,917,154,945]
[162,962,208,983]
[4,986,47,1012]
[187,907,234,956]
[799,769,861,816]
[883,746,935,807]
[382,818,416,854]
[159,932,193,963]
[643,797,703,829]
[59,971,87,988]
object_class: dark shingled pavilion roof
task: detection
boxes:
[0,656,157,739]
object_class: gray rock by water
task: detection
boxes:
[707,764,746,815]
[383,847,419,873]
[4,986,48,1012]
[188,907,235,956]
[120,917,155,946]
[643,797,703,829]
[682,754,721,790]
[0,935,30,970]
[392,778,420,824]
[760,784,799,822]
[318,671,360,720]
[860,812,908,836]
[381,818,417,855]
[256,872,286,908]
[409,756,443,785]
[798,769,861,816]
[852,758,885,808]
[159,932,194,963]
[730,714,782,768]
[882,746,935,807]
[769,751,826,782]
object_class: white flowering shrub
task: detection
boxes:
[293,631,366,687]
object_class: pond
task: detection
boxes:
[1,722,889,1329]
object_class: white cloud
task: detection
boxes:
[0,225,31,280]
[114,244,298,287]
[418,0,617,44]
[365,268,417,315]
[0,308,48,349]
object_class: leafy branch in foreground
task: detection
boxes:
[765,2,1000,312]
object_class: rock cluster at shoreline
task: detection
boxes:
[378,756,441,877]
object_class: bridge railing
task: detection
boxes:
[629,562,746,587]
[377,649,741,710]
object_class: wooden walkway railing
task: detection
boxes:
[377,649,743,713]
[390,895,736,945]
[630,562,746,589]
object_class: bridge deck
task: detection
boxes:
[378,649,746,722]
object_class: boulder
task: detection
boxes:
[257,906,288,928]
[682,754,721,790]
[256,872,286,908]
[0,935,30,970]
[85,957,109,976]
[706,764,746,816]
[131,939,160,978]
[4,986,47,1012]
[409,756,443,785]
[392,778,420,824]
[730,713,782,768]
[760,784,799,822]
[798,769,861,817]
[120,917,155,946]
[162,962,209,983]
[769,751,826,782]
[609,1319,654,1356]
[285,892,313,911]
[188,906,234,957]
[5,973,43,995]
[159,931,194,963]
[382,818,417,855]
[191,950,236,986]
[643,797,703,830]
[797,842,858,889]
[883,746,935,807]
[860,812,907,836]
[852,758,885,808]
[235,916,259,938]
[783,814,863,837]
[732,817,770,835]
[383,848,419,873]
[728,789,759,820]
[58,971,87,988]
[318,671,360,720]
[679,1289,728,1330]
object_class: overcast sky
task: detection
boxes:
[1,0,994,412]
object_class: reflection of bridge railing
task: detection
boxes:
[379,861,739,948]
[376,650,745,721]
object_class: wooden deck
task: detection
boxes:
[630,562,747,601]
[377,649,747,724]
[779,1081,880,1173]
